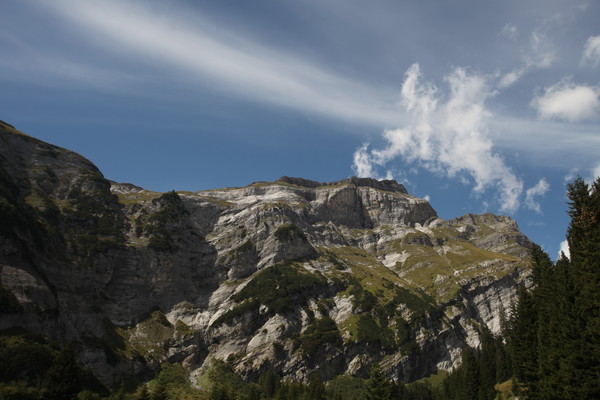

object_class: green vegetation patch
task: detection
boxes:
[0,328,107,399]
[494,379,516,400]
[116,190,161,205]
[174,320,196,339]
[213,299,260,326]
[146,362,202,399]
[61,170,126,263]
[136,190,188,251]
[324,247,432,312]
[341,313,396,349]
[113,310,175,360]
[399,239,524,302]
[232,261,327,315]
[274,223,308,243]
[215,261,327,325]
[198,194,233,208]
[298,316,342,357]
[326,375,366,400]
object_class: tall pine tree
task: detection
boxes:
[508,177,600,399]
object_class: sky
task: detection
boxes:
[1,0,599,259]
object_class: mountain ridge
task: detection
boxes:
[0,121,532,386]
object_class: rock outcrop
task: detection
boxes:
[0,121,532,385]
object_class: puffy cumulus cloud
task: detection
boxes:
[352,144,379,179]
[525,178,550,213]
[559,239,570,259]
[352,64,525,213]
[581,35,600,67]
[532,80,600,122]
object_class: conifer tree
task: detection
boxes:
[306,373,326,400]
[564,177,600,399]
[476,327,497,400]
[365,363,392,400]
[135,385,151,400]
[152,381,168,400]
[507,177,600,399]
[259,366,281,399]
[509,287,538,399]
[42,345,85,400]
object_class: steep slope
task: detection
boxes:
[0,121,532,385]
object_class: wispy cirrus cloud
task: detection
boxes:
[526,29,556,69]
[37,0,399,126]
[581,35,600,67]
[353,64,526,213]
[497,22,557,89]
[500,24,519,41]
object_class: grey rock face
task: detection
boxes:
[0,121,532,385]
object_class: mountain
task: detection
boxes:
[0,120,532,386]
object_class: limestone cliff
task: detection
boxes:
[0,121,532,385]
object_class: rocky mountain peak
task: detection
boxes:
[275,176,408,194]
[0,122,533,386]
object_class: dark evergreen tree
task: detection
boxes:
[259,366,281,399]
[476,327,497,400]
[42,345,85,400]
[509,286,538,399]
[506,177,600,399]
[135,385,151,400]
[152,381,168,400]
[564,177,600,399]
[306,373,326,400]
[405,382,433,400]
[365,363,392,400]
[461,346,480,400]
[209,383,232,400]
[392,381,408,400]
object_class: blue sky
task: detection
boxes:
[1,0,599,259]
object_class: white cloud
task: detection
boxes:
[500,24,518,40]
[587,162,600,184]
[532,80,600,122]
[353,144,379,178]
[559,239,570,259]
[581,35,600,67]
[526,30,556,69]
[423,195,431,202]
[564,169,579,184]
[498,68,524,89]
[42,0,399,126]
[525,178,550,213]
[593,163,600,180]
[352,64,525,213]
[495,25,556,89]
